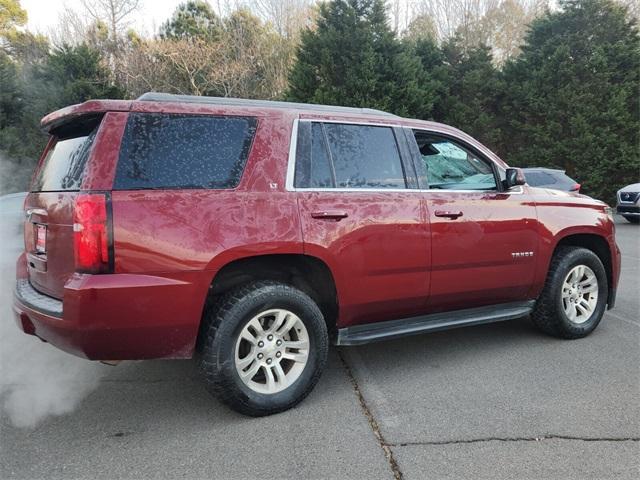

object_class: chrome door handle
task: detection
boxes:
[434,210,463,219]
[311,211,348,220]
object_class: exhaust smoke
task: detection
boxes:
[0,153,108,428]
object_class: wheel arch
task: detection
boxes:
[552,232,614,306]
[203,253,340,337]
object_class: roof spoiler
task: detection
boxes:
[40,100,132,133]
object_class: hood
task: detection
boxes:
[528,186,607,206]
[618,183,640,193]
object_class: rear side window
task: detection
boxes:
[294,122,406,189]
[31,117,101,192]
[115,113,257,190]
[325,123,405,189]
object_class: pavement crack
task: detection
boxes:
[387,435,640,447]
[338,350,403,480]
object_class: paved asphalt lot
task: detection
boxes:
[1,216,638,479]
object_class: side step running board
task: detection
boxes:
[336,301,535,346]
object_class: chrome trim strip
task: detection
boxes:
[285,119,524,195]
[25,208,48,220]
[285,118,299,191]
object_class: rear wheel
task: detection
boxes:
[622,215,639,224]
[198,281,328,416]
[532,247,608,339]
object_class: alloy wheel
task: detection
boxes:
[234,309,310,394]
[561,265,598,324]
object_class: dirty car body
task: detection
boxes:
[14,93,621,415]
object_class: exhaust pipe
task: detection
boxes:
[100,360,121,366]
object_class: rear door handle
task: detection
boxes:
[311,211,349,220]
[434,210,463,219]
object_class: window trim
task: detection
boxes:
[286,118,418,192]
[407,127,524,195]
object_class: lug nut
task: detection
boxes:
[276,339,282,346]
[266,358,272,364]
[276,352,281,358]
[267,334,274,341]
[257,353,264,359]
[258,341,264,348]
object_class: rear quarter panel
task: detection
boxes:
[108,110,302,355]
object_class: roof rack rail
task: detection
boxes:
[136,92,397,117]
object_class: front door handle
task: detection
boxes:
[311,211,349,220]
[434,210,463,219]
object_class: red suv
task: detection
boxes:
[14,93,621,416]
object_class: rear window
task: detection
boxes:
[114,113,257,190]
[31,117,101,192]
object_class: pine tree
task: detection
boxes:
[499,0,639,203]
[437,39,503,148]
[159,1,221,41]
[286,0,434,117]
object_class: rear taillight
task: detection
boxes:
[571,183,581,192]
[73,193,113,273]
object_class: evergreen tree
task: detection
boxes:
[499,0,639,202]
[1,42,124,163]
[159,1,221,41]
[287,0,434,117]
[437,39,503,148]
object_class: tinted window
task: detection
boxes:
[413,132,497,190]
[115,113,257,190]
[32,122,100,192]
[324,123,405,189]
[310,123,334,187]
[525,171,556,186]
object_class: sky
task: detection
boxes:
[21,0,185,36]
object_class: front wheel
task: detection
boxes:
[198,281,328,416]
[531,247,608,339]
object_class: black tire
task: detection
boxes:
[622,215,639,224]
[531,246,608,339]
[198,280,328,416]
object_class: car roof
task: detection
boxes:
[136,92,399,118]
[38,93,508,167]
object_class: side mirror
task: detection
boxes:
[504,168,526,189]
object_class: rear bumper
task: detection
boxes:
[13,254,211,360]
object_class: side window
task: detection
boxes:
[115,113,257,190]
[413,131,497,190]
[324,123,406,189]
[309,123,334,187]
[294,122,334,188]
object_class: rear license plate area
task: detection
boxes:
[35,224,47,253]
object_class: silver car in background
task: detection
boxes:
[616,183,640,224]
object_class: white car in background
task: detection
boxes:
[616,183,640,224]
